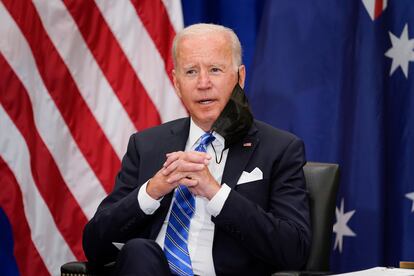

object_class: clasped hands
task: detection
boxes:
[146,151,221,200]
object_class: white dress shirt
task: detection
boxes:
[137,119,231,275]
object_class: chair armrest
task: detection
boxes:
[61,261,90,276]
[272,271,331,276]
[61,261,115,276]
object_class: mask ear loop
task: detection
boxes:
[211,143,225,164]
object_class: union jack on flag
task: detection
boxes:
[361,0,388,20]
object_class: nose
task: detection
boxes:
[197,69,212,89]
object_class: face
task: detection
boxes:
[173,32,246,131]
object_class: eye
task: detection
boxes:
[210,67,222,73]
[185,69,197,76]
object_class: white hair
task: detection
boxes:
[172,23,242,70]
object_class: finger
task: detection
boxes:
[180,177,198,187]
[162,159,180,175]
[164,151,210,171]
[166,171,187,183]
[164,159,208,176]
[173,151,210,162]
[175,161,205,172]
[187,151,212,164]
[163,151,207,167]
[163,151,182,168]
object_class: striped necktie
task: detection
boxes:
[164,132,215,276]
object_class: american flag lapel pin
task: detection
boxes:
[243,142,252,147]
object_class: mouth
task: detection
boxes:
[197,99,215,105]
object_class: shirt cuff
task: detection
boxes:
[137,181,162,215]
[207,184,231,217]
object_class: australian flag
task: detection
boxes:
[249,0,414,272]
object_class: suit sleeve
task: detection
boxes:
[212,137,311,270]
[82,134,154,265]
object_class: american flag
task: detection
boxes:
[0,1,186,275]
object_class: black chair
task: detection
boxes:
[274,162,339,276]
[61,162,339,276]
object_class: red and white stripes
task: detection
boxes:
[0,1,186,275]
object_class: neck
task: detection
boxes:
[192,119,212,132]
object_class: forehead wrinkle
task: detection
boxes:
[176,35,234,70]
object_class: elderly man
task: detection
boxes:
[83,23,311,276]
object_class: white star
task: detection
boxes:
[405,192,414,212]
[333,198,356,253]
[385,24,414,78]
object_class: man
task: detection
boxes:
[83,23,311,275]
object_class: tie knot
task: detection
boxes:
[195,132,215,152]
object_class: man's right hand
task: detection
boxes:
[146,168,176,200]
[146,151,211,199]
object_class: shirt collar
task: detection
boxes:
[188,118,225,149]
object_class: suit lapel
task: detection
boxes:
[163,118,190,154]
[222,123,259,189]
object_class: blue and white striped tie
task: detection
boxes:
[164,132,215,276]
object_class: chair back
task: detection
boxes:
[303,162,339,271]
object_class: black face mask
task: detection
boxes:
[211,82,253,148]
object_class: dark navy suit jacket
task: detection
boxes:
[83,118,311,275]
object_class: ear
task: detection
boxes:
[238,65,246,89]
[172,69,182,98]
